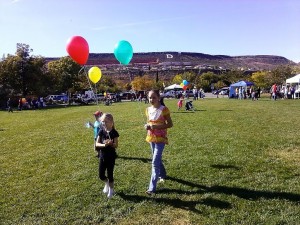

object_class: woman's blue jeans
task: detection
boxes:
[147,142,166,192]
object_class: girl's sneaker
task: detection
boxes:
[107,188,114,198]
[103,182,109,194]
[158,177,165,183]
[145,190,155,195]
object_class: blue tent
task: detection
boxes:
[229,81,254,98]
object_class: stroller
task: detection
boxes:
[104,98,112,106]
[185,100,194,111]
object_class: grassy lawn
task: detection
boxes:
[1,96,299,225]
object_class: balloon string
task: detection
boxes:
[94,83,99,105]
[81,66,98,106]
[137,98,147,125]
[78,66,85,75]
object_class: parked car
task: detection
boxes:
[120,92,136,100]
[183,90,194,97]
[96,94,105,101]
[164,90,176,98]
[45,94,68,103]
[45,95,58,102]
[214,87,229,95]
[72,94,82,100]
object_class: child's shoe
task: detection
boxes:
[145,190,155,195]
[158,177,165,183]
[103,181,109,194]
[107,187,114,198]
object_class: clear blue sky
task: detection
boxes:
[1,0,299,62]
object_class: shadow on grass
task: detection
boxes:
[118,192,231,214]
[118,156,151,163]
[218,109,233,111]
[210,164,241,170]
[172,109,206,113]
[166,177,300,203]
[172,111,194,114]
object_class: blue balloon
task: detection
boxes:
[114,40,133,65]
[183,80,188,86]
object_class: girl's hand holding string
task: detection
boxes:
[144,124,153,130]
[104,139,113,147]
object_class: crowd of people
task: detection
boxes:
[6,97,45,112]
[233,86,261,100]
[270,83,297,100]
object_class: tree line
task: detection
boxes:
[1,43,299,107]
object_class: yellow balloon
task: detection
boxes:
[88,66,102,84]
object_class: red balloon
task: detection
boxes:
[183,85,188,90]
[66,36,89,65]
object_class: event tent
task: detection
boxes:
[230,81,254,87]
[229,81,254,98]
[286,74,300,84]
[286,74,300,98]
[164,84,183,91]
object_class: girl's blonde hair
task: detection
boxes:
[100,113,115,129]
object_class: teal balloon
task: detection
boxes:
[114,40,133,65]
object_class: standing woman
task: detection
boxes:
[144,90,173,195]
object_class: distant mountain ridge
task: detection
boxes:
[83,52,296,70]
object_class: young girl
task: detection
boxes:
[95,113,119,198]
[177,95,184,110]
[88,111,103,157]
[144,90,173,195]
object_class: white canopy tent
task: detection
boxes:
[164,84,183,91]
[286,74,300,84]
[286,74,300,99]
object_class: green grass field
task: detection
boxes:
[1,96,299,225]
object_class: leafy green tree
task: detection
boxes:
[123,82,132,91]
[172,74,183,84]
[181,71,197,84]
[47,56,82,93]
[131,75,154,91]
[250,71,270,89]
[0,55,23,96]
[270,65,293,85]
[0,43,55,98]
[223,70,245,83]
[174,71,197,85]
[197,71,219,91]
[215,80,227,90]
[97,74,119,93]
[153,80,164,90]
